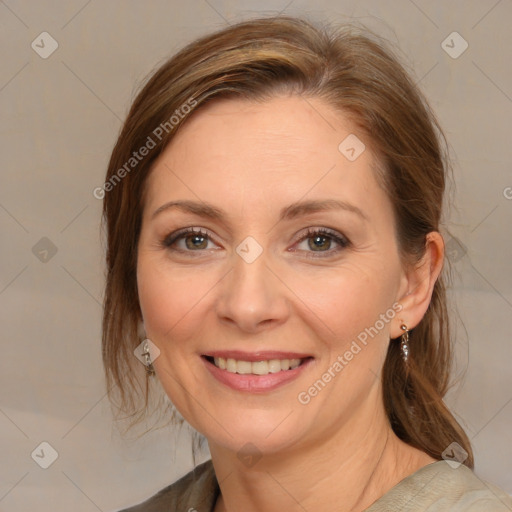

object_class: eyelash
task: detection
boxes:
[162,227,211,255]
[294,227,350,257]
[161,227,350,258]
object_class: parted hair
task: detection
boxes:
[101,15,473,466]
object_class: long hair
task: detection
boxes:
[101,16,473,467]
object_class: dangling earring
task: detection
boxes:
[137,320,156,376]
[400,324,409,363]
[141,339,156,376]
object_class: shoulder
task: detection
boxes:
[366,460,512,511]
[115,459,219,512]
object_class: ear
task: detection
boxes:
[391,231,444,338]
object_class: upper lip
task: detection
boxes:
[203,350,313,362]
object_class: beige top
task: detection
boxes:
[118,459,512,511]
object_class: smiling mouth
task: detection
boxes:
[203,356,312,376]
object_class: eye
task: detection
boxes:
[162,227,219,252]
[293,228,350,256]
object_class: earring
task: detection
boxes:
[141,339,156,376]
[400,324,409,363]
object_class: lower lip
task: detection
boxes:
[202,357,313,393]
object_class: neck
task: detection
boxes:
[209,393,436,512]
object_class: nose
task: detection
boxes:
[215,249,290,334]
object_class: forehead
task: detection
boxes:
[143,95,388,221]
[161,95,356,168]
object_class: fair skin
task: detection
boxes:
[136,95,443,512]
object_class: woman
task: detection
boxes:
[101,16,512,512]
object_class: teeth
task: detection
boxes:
[212,357,303,375]
[236,360,252,374]
[252,360,270,375]
[290,359,301,369]
[268,359,282,373]
[226,358,237,373]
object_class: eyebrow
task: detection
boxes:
[281,199,368,222]
[151,198,369,223]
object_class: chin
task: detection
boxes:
[200,410,308,457]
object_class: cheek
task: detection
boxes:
[288,262,395,346]
[136,256,221,341]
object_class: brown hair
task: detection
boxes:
[101,15,473,466]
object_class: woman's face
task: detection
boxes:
[137,95,408,455]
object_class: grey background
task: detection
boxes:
[1,1,511,510]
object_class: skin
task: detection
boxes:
[136,95,443,512]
